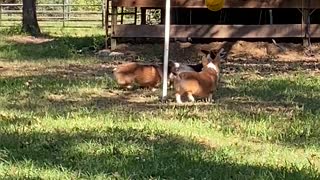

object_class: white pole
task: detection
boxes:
[162,0,171,100]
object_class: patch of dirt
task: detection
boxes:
[6,35,54,44]
[114,40,320,63]
[109,41,320,76]
[0,62,115,78]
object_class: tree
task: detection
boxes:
[22,0,41,36]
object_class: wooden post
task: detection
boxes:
[302,8,310,47]
[189,9,192,24]
[302,0,311,47]
[160,8,165,24]
[120,7,124,24]
[66,0,70,20]
[134,7,137,25]
[105,0,109,49]
[102,0,105,28]
[0,5,2,27]
[141,7,146,24]
[105,0,109,34]
[111,6,117,50]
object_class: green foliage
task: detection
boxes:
[0,26,24,35]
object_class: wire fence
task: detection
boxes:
[0,1,163,30]
[0,2,107,28]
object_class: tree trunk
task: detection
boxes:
[22,0,41,36]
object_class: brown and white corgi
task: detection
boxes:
[167,49,221,88]
[168,61,203,78]
[112,62,165,90]
[112,62,179,91]
[173,48,225,104]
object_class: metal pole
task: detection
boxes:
[162,0,171,100]
[269,9,273,24]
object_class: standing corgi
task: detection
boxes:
[168,61,203,88]
[173,48,225,104]
[167,49,220,88]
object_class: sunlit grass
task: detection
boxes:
[0,29,320,179]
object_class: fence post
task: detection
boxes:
[62,0,65,27]
[111,5,117,50]
[120,7,123,24]
[66,0,70,20]
[0,4,2,27]
[102,0,105,28]
[302,9,311,47]
[105,0,109,48]
[134,7,137,25]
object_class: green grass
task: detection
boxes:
[0,27,105,61]
[0,27,320,179]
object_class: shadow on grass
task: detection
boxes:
[0,34,105,61]
[215,75,320,147]
[217,77,320,113]
[1,58,320,147]
[0,126,318,179]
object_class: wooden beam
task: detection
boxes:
[112,0,320,8]
[141,7,146,24]
[113,24,320,38]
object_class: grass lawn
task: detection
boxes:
[0,27,320,179]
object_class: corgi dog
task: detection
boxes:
[173,48,225,104]
[168,61,202,89]
[167,49,221,87]
[112,62,164,90]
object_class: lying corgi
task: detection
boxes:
[173,48,225,104]
[112,62,164,90]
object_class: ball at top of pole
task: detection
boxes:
[206,0,225,11]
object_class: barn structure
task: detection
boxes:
[106,0,320,50]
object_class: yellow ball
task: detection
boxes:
[206,0,225,11]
